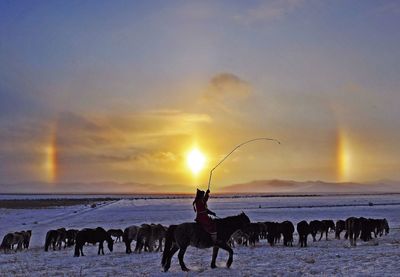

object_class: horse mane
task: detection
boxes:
[215,213,246,225]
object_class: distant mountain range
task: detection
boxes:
[0,179,399,194]
[220,179,400,194]
[0,181,192,194]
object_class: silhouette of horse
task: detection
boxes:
[44,230,59,251]
[360,217,374,242]
[1,232,24,253]
[56,228,67,250]
[381,218,389,235]
[1,233,14,253]
[22,230,32,249]
[297,221,310,247]
[242,223,261,246]
[258,222,268,240]
[279,221,295,246]
[161,212,250,272]
[309,220,324,241]
[321,220,335,240]
[151,224,167,252]
[66,229,79,247]
[123,225,139,254]
[135,224,153,253]
[345,217,362,246]
[107,229,124,242]
[74,227,113,257]
[335,220,345,239]
[265,222,280,246]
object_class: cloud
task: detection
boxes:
[0,109,213,182]
[234,0,304,24]
[204,73,251,101]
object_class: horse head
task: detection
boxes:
[239,212,251,227]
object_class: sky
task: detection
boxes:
[1,0,400,193]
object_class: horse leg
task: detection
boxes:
[163,245,179,272]
[178,247,189,271]
[98,241,104,255]
[134,239,141,253]
[217,242,234,268]
[157,238,162,252]
[211,246,219,268]
[125,239,131,254]
[318,231,323,241]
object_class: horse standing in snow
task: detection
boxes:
[74,227,113,257]
[345,217,362,246]
[335,220,346,239]
[44,230,59,251]
[161,212,250,272]
[151,224,167,252]
[123,225,139,254]
[297,220,311,247]
[1,232,24,253]
[321,220,336,240]
[279,221,295,246]
[107,229,124,242]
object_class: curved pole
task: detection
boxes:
[207,137,281,190]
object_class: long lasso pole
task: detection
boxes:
[207,137,281,190]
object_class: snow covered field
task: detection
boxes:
[0,194,399,276]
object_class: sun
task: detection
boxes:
[187,148,206,175]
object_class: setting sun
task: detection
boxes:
[187,148,206,175]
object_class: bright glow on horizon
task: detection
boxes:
[44,128,57,183]
[187,148,206,175]
[337,130,352,182]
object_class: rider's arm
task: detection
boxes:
[203,189,210,203]
[207,209,216,216]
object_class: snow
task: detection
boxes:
[1,194,399,276]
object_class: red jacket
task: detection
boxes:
[194,192,216,233]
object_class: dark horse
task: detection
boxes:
[161,212,250,272]
[74,227,113,257]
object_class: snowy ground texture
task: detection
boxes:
[1,194,400,276]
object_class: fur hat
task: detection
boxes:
[196,188,205,198]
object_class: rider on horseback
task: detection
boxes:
[193,188,218,244]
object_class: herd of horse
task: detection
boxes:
[0,213,390,272]
[228,217,389,250]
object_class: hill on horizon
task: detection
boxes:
[0,179,399,194]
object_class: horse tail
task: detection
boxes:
[44,231,51,252]
[161,225,176,267]
[122,228,128,243]
[0,234,9,250]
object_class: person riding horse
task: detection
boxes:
[193,189,218,243]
